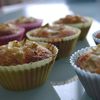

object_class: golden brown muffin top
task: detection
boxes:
[77,45,100,74]
[15,16,37,24]
[54,15,87,24]
[0,24,19,36]
[29,24,75,38]
[0,40,52,66]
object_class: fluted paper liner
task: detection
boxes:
[68,17,92,40]
[70,46,100,100]
[27,25,81,59]
[0,42,58,91]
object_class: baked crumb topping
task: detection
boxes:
[30,24,75,38]
[54,15,87,24]
[0,40,52,66]
[77,45,100,73]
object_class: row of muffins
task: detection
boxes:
[0,15,92,91]
[0,16,56,90]
[0,15,92,58]
[0,15,92,43]
[6,15,100,99]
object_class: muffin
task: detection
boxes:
[0,40,58,91]
[9,16,43,38]
[0,23,25,45]
[54,15,92,40]
[70,44,100,99]
[26,24,81,59]
[92,30,100,44]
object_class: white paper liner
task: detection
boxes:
[70,46,100,100]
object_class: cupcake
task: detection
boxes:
[0,40,58,91]
[54,15,92,40]
[70,44,100,99]
[26,24,81,59]
[0,23,25,45]
[8,16,43,38]
[92,30,100,44]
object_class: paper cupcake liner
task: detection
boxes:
[0,61,52,90]
[92,30,100,44]
[54,17,92,40]
[52,36,79,59]
[69,17,92,40]
[0,27,25,45]
[78,25,91,40]
[26,25,80,59]
[70,47,100,100]
[69,17,92,28]
[0,42,58,91]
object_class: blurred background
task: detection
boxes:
[0,0,99,22]
[0,0,98,5]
